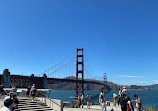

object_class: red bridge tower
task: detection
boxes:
[76,48,84,97]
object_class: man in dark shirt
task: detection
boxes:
[120,94,127,111]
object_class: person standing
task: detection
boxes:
[113,93,118,106]
[30,84,37,101]
[120,94,127,111]
[127,97,134,111]
[87,94,91,109]
[12,86,17,93]
[101,98,107,111]
[99,91,104,104]
[78,96,81,108]
[132,94,142,111]
[26,85,31,97]
[118,88,122,106]
[122,87,129,96]
[118,88,122,97]
[81,94,84,108]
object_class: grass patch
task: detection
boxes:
[143,106,158,111]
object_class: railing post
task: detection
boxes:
[60,100,63,111]
[48,90,51,98]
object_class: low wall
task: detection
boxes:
[37,97,63,111]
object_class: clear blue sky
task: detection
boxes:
[0,0,158,85]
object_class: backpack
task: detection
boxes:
[120,97,126,107]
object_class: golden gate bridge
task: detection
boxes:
[0,48,111,97]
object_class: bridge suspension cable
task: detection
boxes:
[37,50,76,76]
[84,52,95,80]
[47,56,75,77]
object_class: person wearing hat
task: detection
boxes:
[122,87,129,96]
[0,98,13,111]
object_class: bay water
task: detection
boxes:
[48,89,158,109]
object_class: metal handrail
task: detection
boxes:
[22,89,62,107]
[3,90,8,95]
[38,90,62,107]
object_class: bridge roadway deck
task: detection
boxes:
[47,78,111,91]
[47,78,105,85]
[3,88,51,92]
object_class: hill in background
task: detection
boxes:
[47,76,157,90]
[47,76,119,90]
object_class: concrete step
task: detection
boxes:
[19,99,40,101]
[19,107,52,109]
[18,104,49,108]
[18,101,46,105]
[19,108,53,111]
[18,105,48,108]
[21,109,53,111]
[18,103,47,106]
[18,97,53,111]
[19,106,53,110]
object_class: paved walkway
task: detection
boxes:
[64,108,99,111]
[64,105,122,111]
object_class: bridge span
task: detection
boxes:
[0,69,111,91]
[47,78,105,85]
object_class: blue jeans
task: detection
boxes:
[102,103,107,111]
[137,107,142,111]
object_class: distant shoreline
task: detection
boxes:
[128,88,150,90]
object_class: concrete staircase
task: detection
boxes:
[18,97,53,111]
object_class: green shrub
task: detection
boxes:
[63,102,73,108]
[73,102,79,108]
[93,102,100,105]
[143,106,158,111]
[73,104,79,108]
[110,98,114,102]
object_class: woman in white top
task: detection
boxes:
[99,91,104,104]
